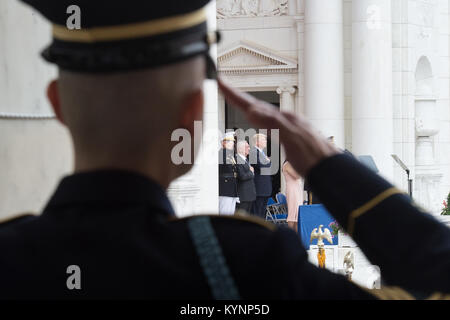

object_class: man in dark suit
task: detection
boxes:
[1,0,449,300]
[235,140,256,214]
[249,133,272,220]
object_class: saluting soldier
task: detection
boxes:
[218,132,239,215]
[1,0,449,300]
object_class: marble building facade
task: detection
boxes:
[1,0,449,221]
[217,0,450,216]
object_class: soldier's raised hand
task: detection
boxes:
[218,79,338,177]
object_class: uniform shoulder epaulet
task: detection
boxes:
[0,213,36,229]
[169,211,277,232]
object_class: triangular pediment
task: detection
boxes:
[218,40,297,74]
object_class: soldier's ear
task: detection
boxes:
[178,88,204,135]
[47,80,65,125]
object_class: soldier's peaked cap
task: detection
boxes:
[20,0,218,77]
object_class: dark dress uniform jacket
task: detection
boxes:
[0,155,449,299]
[218,148,237,197]
[235,155,256,202]
[249,147,272,197]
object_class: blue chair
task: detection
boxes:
[265,194,288,225]
[275,193,288,217]
[276,193,287,205]
[273,213,288,224]
[265,199,278,223]
[266,198,287,224]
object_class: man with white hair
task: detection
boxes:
[235,140,256,214]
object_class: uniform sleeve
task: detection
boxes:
[306,153,450,294]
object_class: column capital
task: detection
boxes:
[276,86,296,95]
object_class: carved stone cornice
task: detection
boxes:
[0,112,55,120]
[217,0,288,19]
[218,40,298,75]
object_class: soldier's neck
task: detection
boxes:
[73,152,174,189]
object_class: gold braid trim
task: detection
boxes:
[365,286,416,300]
[360,284,450,300]
[347,187,404,236]
[426,292,450,300]
[52,7,207,43]
[0,213,35,225]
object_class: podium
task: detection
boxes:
[297,204,338,248]
[298,205,381,288]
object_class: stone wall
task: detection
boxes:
[0,1,220,218]
[0,1,73,219]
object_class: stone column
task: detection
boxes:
[167,1,219,216]
[0,1,72,217]
[352,0,393,179]
[288,0,297,15]
[218,93,226,134]
[167,176,201,216]
[415,98,442,215]
[277,86,296,193]
[304,0,345,148]
[277,86,296,113]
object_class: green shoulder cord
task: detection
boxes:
[187,216,241,300]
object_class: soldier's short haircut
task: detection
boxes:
[57,56,205,152]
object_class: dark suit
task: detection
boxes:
[218,148,237,197]
[249,147,272,219]
[235,154,256,214]
[303,179,321,204]
[1,155,449,299]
